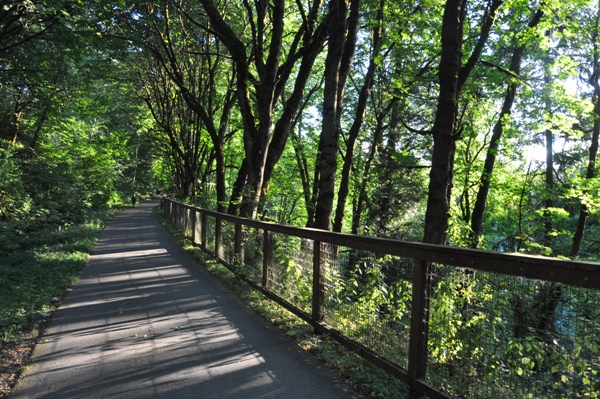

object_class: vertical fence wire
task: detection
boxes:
[219,220,236,265]
[322,247,414,369]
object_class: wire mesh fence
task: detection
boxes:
[237,226,264,285]
[321,246,414,369]
[268,233,313,313]
[424,266,599,399]
[162,200,600,399]
[204,214,215,255]
[219,219,236,264]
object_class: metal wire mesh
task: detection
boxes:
[219,221,236,265]
[237,226,263,285]
[268,234,313,313]
[182,207,192,237]
[425,265,600,399]
[321,245,414,369]
[190,209,201,245]
[204,215,215,254]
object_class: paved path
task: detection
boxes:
[11,202,359,399]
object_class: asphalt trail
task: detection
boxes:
[11,202,360,399]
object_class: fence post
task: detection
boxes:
[180,205,185,232]
[174,203,179,229]
[200,213,207,249]
[186,207,192,237]
[177,203,182,231]
[215,216,222,258]
[408,260,433,398]
[191,209,197,244]
[234,222,242,269]
[184,207,189,237]
[312,240,325,328]
[262,230,272,288]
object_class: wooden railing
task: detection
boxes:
[161,199,600,399]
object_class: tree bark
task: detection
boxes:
[200,0,329,219]
[543,40,555,248]
[145,4,235,211]
[423,0,505,245]
[313,0,362,230]
[199,0,268,218]
[350,105,388,235]
[260,10,330,205]
[313,0,350,230]
[422,0,467,245]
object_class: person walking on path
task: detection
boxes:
[10,201,361,399]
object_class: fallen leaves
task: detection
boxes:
[0,316,49,398]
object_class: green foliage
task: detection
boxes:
[3,0,600,396]
[0,208,119,343]
[0,150,30,218]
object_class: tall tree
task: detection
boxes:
[143,3,236,209]
[332,0,383,233]
[422,0,467,245]
[313,0,361,230]
[136,55,206,200]
[198,0,329,218]
[469,8,545,248]
[572,0,600,257]
[424,0,502,245]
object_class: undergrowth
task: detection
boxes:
[0,206,125,344]
[155,208,410,399]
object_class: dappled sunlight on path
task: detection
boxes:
[11,202,357,399]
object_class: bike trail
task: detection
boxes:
[11,202,361,399]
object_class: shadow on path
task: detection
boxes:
[11,202,359,399]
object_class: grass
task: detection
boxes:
[0,207,125,344]
[0,206,125,397]
[154,208,410,399]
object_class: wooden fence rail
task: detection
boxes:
[161,199,600,399]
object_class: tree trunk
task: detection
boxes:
[259,11,330,207]
[313,0,350,230]
[424,0,503,245]
[543,42,555,247]
[412,2,467,394]
[572,3,600,258]
[199,0,271,218]
[227,158,248,215]
[147,4,235,211]
[572,97,600,257]
[291,125,314,224]
[200,0,329,219]
[470,9,545,247]
[333,0,382,233]
[350,108,387,235]
[374,104,402,235]
[533,31,563,339]
[422,0,467,245]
